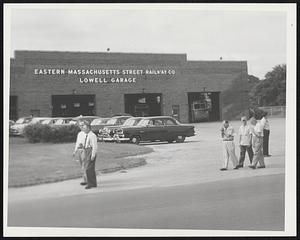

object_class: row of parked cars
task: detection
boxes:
[9,114,196,144]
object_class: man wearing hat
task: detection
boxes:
[237,116,254,168]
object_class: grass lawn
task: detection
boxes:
[8,137,153,187]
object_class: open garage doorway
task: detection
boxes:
[124,93,162,117]
[188,92,220,123]
[52,95,96,117]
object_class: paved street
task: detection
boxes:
[7,118,285,230]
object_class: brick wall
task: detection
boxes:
[10,51,248,122]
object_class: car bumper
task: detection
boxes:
[9,130,22,136]
[102,137,130,142]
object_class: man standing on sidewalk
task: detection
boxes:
[237,116,254,168]
[249,117,266,169]
[73,121,87,185]
[220,120,239,171]
[261,112,271,157]
[80,121,98,189]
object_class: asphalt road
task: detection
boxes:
[8,174,284,230]
[7,118,286,231]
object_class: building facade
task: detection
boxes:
[10,51,248,123]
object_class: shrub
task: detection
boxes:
[23,124,80,143]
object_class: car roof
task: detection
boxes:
[32,117,51,120]
[127,117,143,120]
[111,115,132,119]
[141,116,174,120]
[72,115,99,120]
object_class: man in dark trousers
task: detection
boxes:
[237,116,254,168]
[80,121,98,189]
[261,112,271,157]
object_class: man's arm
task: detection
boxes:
[73,132,81,155]
[91,134,98,160]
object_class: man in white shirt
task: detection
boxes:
[261,112,271,157]
[237,116,253,168]
[73,121,87,185]
[220,120,239,171]
[74,120,98,189]
[249,117,266,169]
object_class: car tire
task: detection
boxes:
[130,136,141,145]
[168,139,174,143]
[175,135,186,143]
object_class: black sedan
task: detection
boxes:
[111,116,195,144]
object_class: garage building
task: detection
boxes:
[10,50,248,123]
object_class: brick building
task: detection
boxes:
[10,50,248,123]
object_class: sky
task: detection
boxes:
[10,6,287,79]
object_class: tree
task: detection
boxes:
[249,64,286,106]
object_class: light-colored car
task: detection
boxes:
[9,120,15,127]
[53,118,74,127]
[41,118,60,125]
[10,117,49,136]
[70,115,101,126]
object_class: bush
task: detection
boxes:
[23,124,80,143]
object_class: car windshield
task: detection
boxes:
[123,119,140,126]
[91,118,107,125]
[41,119,52,124]
[137,119,150,127]
[69,120,77,125]
[175,119,181,125]
[54,119,64,125]
[16,118,31,124]
[106,118,117,125]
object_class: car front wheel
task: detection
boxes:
[130,135,141,145]
[175,135,186,143]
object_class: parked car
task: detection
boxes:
[100,117,144,142]
[90,117,111,134]
[10,117,50,136]
[41,118,60,125]
[70,115,100,125]
[98,115,133,140]
[52,117,73,126]
[9,120,15,127]
[109,116,195,144]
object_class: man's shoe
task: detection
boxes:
[220,168,227,171]
[233,166,239,170]
[248,165,256,169]
[85,185,97,189]
[257,165,266,169]
[80,182,87,186]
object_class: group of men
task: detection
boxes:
[220,113,271,171]
[71,113,271,189]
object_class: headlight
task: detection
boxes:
[115,128,123,134]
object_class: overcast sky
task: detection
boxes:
[10,7,287,79]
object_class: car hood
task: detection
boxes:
[11,123,27,130]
